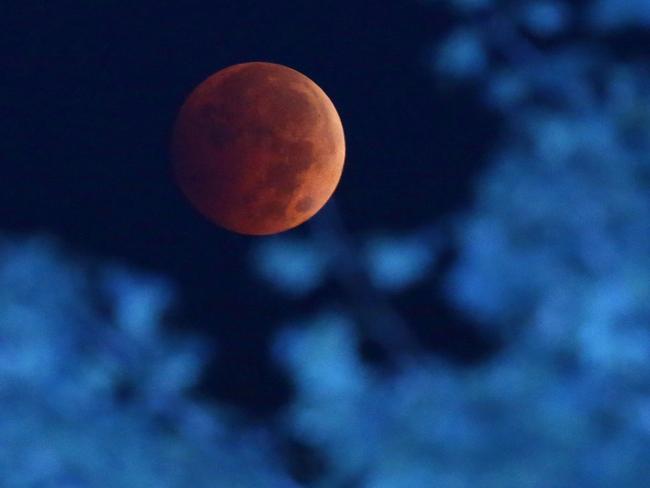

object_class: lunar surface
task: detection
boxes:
[171,62,345,235]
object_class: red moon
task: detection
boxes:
[171,62,345,235]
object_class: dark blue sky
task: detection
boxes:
[3,1,497,416]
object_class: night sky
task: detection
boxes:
[3,1,499,417]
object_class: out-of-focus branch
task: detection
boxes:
[484,13,596,111]
[309,198,424,361]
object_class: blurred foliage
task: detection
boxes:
[276,311,650,487]
[0,236,294,487]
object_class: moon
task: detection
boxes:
[171,62,345,235]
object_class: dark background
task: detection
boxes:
[2,1,498,418]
